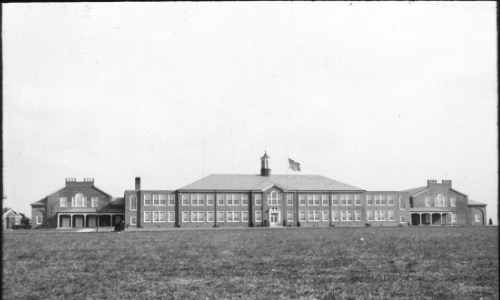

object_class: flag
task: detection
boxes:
[288,158,301,171]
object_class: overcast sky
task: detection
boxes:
[3,2,497,223]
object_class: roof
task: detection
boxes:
[179,174,363,191]
[402,186,428,196]
[468,199,487,206]
[31,197,47,206]
[3,209,22,218]
[111,197,125,205]
[261,152,270,160]
[410,207,453,212]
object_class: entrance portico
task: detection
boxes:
[267,207,281,227]
[57,213,124,228]
[410,209,453,226]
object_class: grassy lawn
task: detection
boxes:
[3,227,498,300]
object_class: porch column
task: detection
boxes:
[110,214,114,226]
[419,213,422,226]
[57,214,60,228]
[70,214,73,228]
[83,214,87,227]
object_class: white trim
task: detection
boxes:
[226,211,241,222]
[207,194,214,206]
[182,194,189,206]
[450,197,456,207]
[412,189,430,197]
[60,197,67,207]
[182,211,189,222]
[400,215,406,223]
[299,195,306,206]
[354,195,361,206]
[387,195,394,206]
[331,210,338,221]
[130,195,137,211]
[367,210,373,221]
[286,210,293,222]
[299,211,306,222]
[152,211,167,222]
[399,196,406,210]
[168,211,175,222]
[91,197,98,208]
[287,194,293,206]
[388,210,395,221]
[322,210,328,221]
[255,211,262,222]
[36,215,42,224]
[307,211,320,222]
[159,194,167,206]
[451,213,457,223]
[144,194,152,206]
[331,195,339,206]
[474,213,481,222]
[254,194,262,206]
[322,195,329,206]
[217,211,224,222]
[144,211,151,222]
[366,195,373,206]
[207,211,214,222]
[130,216,137,225]
[355,210,361,221]
[168,195,175,206]
[191,211,205,222]
[242,211,249,222]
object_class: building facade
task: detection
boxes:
[30,178,124,229]
[31,152,487,229]
[3,208,22,229]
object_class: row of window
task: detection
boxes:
[181,211,250,223]
[131,195,176,210]
[171,193,406,209]
[424,196,456,207]
[139,211,176,223]
[60,195,99,208]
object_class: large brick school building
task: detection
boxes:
[31,152,487,229]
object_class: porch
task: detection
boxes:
[57,213,124,229]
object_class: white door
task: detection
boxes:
[270,213,279,227]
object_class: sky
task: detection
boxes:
[2,2,497,223]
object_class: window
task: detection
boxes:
[91,197,98,208]
[159,195,167,206]
[191,194,205,206]
[375,211,380,221]
[380,211,386,221]
[255,194,262,206]
[207,194,214,206]
[387,195,394,206]
[227,211,240,222]
[191,211,205,222]
[168,195,175,206]
[159,211,166,222]
[242,212,249,222]
[307,195,313,206]
[400,216,406,223]
[332,210,338,221]
[255,211,262,222]
[425,197,431,207]
[299,195,306,206]
[130,196,137,210]
[367,210,373,221]
[73,194,86,207]
[234,194,241,206]
[332,195,339,206]
[218,195,224,206]
[226,195,233,206]
[207,211,214,222]
[346,195,353,206]
[287,194,293,206]
[153,211,160,222]
[366,195,373,206]
[322,211,328,221]
[399,197,406,210]
[313,195,320,206]
[130,217,136,225]
[322,195,329,206]
[340,195,347,206]
[475,214,480,222]
[341,211,353,221]
[241,195,248,206]
[450,197,456,207]
[182,211,188,222]
[36,215,42,224]
[287,211,293,221]
[355,211,361,221]
[182,194,189,206]
[452,213,457,223]
[388,210,395,221]
[299,211,306,222]
[60,197,67,207]
[354,195,361,206]
[435,194,446,207]
[380,195,386,206]
[217,211,224,222]
[308,211,320,222]
[144,211,151,222]
[168,211,175,222]
[144,194,152,206]
[153,195,160,206]
[269,192,278,206]
[374,195,380,206]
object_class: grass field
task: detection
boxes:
[3,227,498,300]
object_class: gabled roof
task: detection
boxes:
[111,197,125,206]
[179,174,363,191]
[402,186,428,196]
[3,208,22,218]
[31,197,47,206]
[468,200,487,206]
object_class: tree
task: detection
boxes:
[19,213,31,228]
[45,200,57,229]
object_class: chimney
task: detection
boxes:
[442,180,452,188]
[135,177,141,190]
[427,180,437,188]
